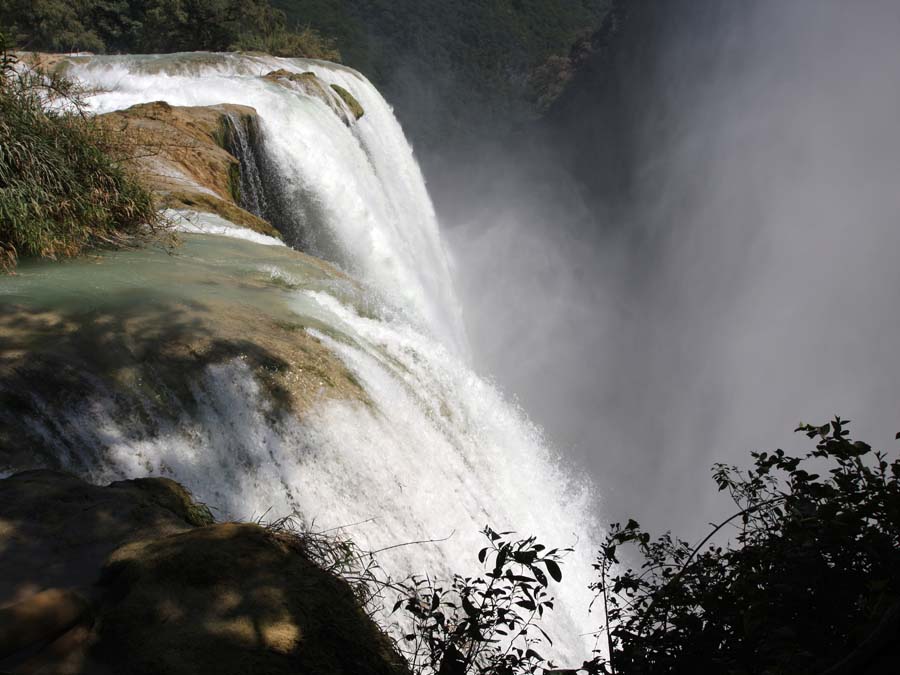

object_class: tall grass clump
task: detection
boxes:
[0,37,161,271]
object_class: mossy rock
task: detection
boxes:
[98,102,283,239]
[111,477,214,527]
[263,69,320,86]
[0,473,402,674]
[263,69,359,125]
[330,85,365,120]
[0,470,200,608]
[98,523,409,675]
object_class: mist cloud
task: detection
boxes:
[444,0,900,537]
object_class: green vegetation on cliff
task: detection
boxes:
[2,0,612,150]
[274,0,609,91]
[0,0,339,60]
[0,42,160,270]
[271,0,612,147]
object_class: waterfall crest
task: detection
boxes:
[2,53,600,661]
[70,52,467,354]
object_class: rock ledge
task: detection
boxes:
[0,471,407,675]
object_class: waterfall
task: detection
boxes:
[13,53,601,661]
[223,111,269,220]
[71,52,466,355]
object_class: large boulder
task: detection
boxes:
[98,523,406,675]
[99,101,281,238]
[0,471,408,675]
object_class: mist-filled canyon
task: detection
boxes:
[434,0,900,538]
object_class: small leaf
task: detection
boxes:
[544,559,562,583]
[525,649,543,661]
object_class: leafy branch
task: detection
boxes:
[393,526,570,675]
[587,417,900,675]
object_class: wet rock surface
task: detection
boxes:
[99,101,281,238]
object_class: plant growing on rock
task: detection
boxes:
[263,513,389,615]
[394,526,569,675]
[0,35,163,270]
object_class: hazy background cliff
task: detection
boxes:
[438,0,900,536]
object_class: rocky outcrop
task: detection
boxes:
[99,101,281,238]
[330,84,365,120]
[0,471,408,675]
[263,69,364,124]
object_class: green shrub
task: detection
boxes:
[589,417,900,675]
[388,418,900,675]
[394,527,569,675]
[0,40,161,270]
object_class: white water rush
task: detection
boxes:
[55,53,600,661]
[74,52,466,354]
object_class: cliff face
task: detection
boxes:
[539,0,664,214]
[91,66,366,244]
[0,470,407,674]
[539,0,766,215]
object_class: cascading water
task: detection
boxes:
[5,53,600,660]
[223,111,269,220]
[69,52,466,355]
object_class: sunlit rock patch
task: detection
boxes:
[98,101,280,238]
[262,69,363,124]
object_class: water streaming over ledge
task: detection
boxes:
[70,52,466,354]
[2,53,601,660]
